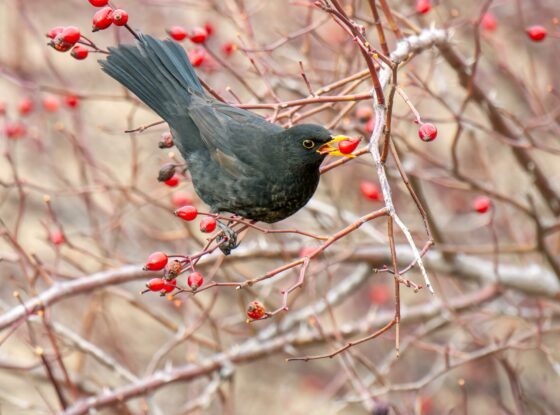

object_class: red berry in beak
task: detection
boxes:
[418,123,437,142]
[187,272,204,290]
[175,205,198,221]
[167,26,188,41]
[199,217,217,233]
[144,251,169,271]
[338,137,360,154]
[93,7,114,31]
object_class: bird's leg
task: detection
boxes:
[216,220,238,256]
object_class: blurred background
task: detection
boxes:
[1,0,560,414]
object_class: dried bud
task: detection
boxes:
[159,131,174,148]
[165,260,182,279]
[157,163,177,182]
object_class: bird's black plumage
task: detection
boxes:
[100,34,340,223]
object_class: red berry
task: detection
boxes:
[338,137,360,154]
[418,123,437,142]
[42,96,60,112]
[61,26,81,45]
[473,196,491,213]
[93,7,113,31]
[167,26,188,41]
[189,27,208,44]
[369,285,390,305]
[187,272,204,290]
[355,106,373,123]
[71,45,89,60]
[112,9,129,26]
[247,300,266,320]
[4,121,26,139]
[146,278,166,291]
[188,49,206,67]
[365,117,375,134]
[164,174,180,187]
[222,42,237,56]
[481,13,497,32]
[46,26,64,39]
[360,181,381,201]
[89,0,109,6]
[65,95,79,108]
[175,205,198,221]
[171,191,193,208]
[415,0,431,14]
[526,25,547,42]
[18,98,33,116]
[204,23,214,36]
[199,217,217,233]
[144,251,168,271]
[49,230,65,246]
[50,34,73,52]
[162,279,177,293]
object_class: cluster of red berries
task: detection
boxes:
[47,26,89,60]
[143,251,205,294]
[2,95,80,140]
[89,1,129,32]
[175,205,218,233]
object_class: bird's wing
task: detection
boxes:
[187,94,283,176]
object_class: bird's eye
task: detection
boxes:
[302,139,315,149]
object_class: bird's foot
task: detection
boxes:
[216,220,238,256]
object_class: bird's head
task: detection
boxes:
[276,124,354,168]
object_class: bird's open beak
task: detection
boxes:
[317,135,356,157]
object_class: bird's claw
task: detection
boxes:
[216,221,238,256]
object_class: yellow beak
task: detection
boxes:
[317,135,356,158]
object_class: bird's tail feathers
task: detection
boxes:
[100,34,203,123]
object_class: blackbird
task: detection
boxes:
[100,35,352,251]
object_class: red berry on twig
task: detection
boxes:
[49,230,65,246]
[481,13,497,32]
[65,95,79,108]
[164,174,180,187]
[144,251,168,271]
[161,279,177,293]
[418,123,437,142]
[171,191,193,208]
[187,272,204,290]
[415,0,431,14]
[167,26,188,41]
[188,48,206,67]
[18,98,34,116]
[46,26,64,39]
[526,25,547,42]
[199,217,217,233]
[93,7,114,31]
[42,96,60,112]
[112,9,129,26]
[71,45,89,60]
[89,0,109,6]
[247,300,266,320]
[5,121,26,139]
[222,42,237,56]
[189,27,208,44]
[360,181,381,201]
[204,23,214,36]
[146,278,166,291]
[175,205,198,221]
[473,196,491,213]
[61,26,81,44]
